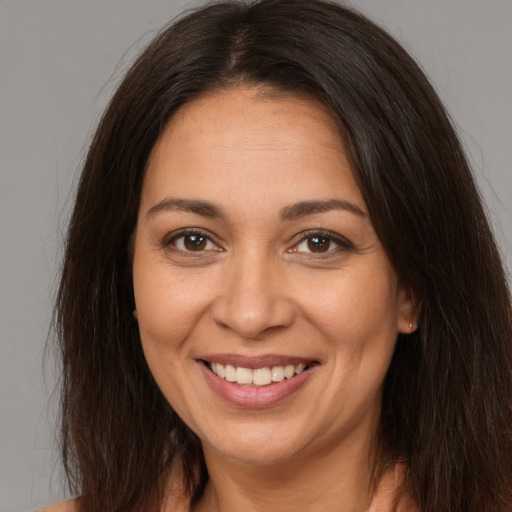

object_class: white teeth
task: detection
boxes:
[236,367,253,385]
[225,364,237,382]
[253,367,272,386]
[271,366,284,382]
[208,361,310,386]
[284,365,295,379]
[295,363,306,375]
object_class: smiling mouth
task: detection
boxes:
[204,361,314,387]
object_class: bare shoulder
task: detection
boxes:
[36,499,78,512]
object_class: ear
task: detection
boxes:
[396,284,421,334]
[133,309,139,320]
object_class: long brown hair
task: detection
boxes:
[55,1,512,511]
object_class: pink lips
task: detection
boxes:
[196,355,316,408]
[201,353,312,369]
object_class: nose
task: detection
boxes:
[211,251,295,339]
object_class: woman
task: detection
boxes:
[43,0,512,511]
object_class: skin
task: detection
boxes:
[132,86,419,512]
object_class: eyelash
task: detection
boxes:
[290,229,354,256]
[162,229,222,256]
[162,229,354,256]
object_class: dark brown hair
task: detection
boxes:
[55,1,512,511]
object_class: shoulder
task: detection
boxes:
[36,499,78,512]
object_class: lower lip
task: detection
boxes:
[197,362,314,408]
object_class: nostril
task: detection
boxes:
[211,292,295,339]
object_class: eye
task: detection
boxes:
[167,231,220,253]
[292,230,353,255]
[298,235,334,253]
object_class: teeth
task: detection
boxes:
[284,364,295,379]
[225,364,237,382]
[236,367,253,385]
[253,368,272,386]
[209,361,310,386]
[295,363,306,375]
[271,366,284,382]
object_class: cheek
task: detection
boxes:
[299,263,400,345]
[132,262,212,422]
[133,257,215,350]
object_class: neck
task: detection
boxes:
[195,429,377,512]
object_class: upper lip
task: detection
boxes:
[197,353,316,369]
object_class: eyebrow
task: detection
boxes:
[146,197,367,221]
[279,199,367,221]
[146,198,226,219]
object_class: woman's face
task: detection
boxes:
[133,87,417,467]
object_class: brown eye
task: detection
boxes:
[292,231,351,255]
[307,236,331,253]
[183,234,207,251]
[167,230,221,254]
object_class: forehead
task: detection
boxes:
[141,86,366,216]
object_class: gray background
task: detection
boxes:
[1,1,510,511]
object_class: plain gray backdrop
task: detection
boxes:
[1,1,511,511]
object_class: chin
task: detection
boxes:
[201,423,308,467]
